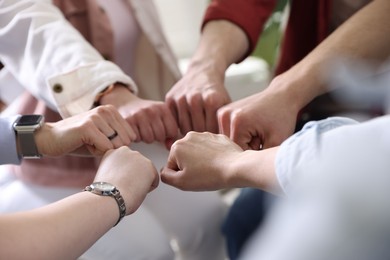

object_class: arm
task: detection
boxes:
[99,85,178,144]
[160,131,281,195]
[239,116,390,260]
[1,105,135,165]
[160,117,359,195]
[218,0,390,149]
[0,1,176,144]
[0,146,159,260]
[165,0,276,135]
[0,0,136,116]
[35,105,136,156]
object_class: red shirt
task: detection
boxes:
[203,0,331,75]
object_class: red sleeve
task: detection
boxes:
[202,0,277,62]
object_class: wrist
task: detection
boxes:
[228,149,280,194]
[82,191,120,227]
[187,57,227,81]
[95,83,132,107]
[84,181,126,226]
[266,73,311,115]
[34,123,53,156]
[270,62,329,110]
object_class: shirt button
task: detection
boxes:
[53,83,63,93]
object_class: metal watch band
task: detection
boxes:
[111,189,126,226]
[17,130,42,159]
[84,185,126,226]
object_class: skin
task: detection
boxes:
[100,84,179,144]
[0,146,159,260]
[0,99,5,112]
[165,20,247,135]
[161,132,281,195]
[166,0,390,149]
[34,105,136,156]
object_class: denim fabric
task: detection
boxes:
[222,188,275,260]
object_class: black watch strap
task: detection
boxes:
[17,131,42,159]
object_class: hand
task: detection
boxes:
[161,132,243,191]
[165,62,231,135]
[101,86,178,144]
[35,105,136,156]
[217,86,299,150]
[94,146,159,215]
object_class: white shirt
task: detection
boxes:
[241,116,390,260]
[0,0,136,117]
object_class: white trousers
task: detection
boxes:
[0,142,227,260]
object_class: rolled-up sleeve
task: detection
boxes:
[203,0,277,61]
[0,0,137,118]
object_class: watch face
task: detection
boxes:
[15,115,44,126]
[91,181,115,192]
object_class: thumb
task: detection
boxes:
[160,166,181,187]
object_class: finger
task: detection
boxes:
[204,92,224,133]
[110,109,136,143]
[161,108,179,140]
[160,166,183,188]
[107,130,118,141]
[248,136,263,151]
[88,129,114,155]
[107,130,125,148]
[217,108,231,137]
[85,145,106,156]
[165,138,175,150]
[94,115,116,138]
[205,107,218,134]
[166,98,179,123]
[137,120,154,143]
[91,116,124,149]
[127,119,141,142]
[231,125,252,150]
[176,98,193,134]
[102,110,132,147]
[188,95,206,132]
[150,117,166,143]
[166,143,180,171]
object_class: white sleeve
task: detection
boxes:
[0,0,137,118]
[274,117,359,195]
[241,115,390,260]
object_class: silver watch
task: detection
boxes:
[84,181,126,226]
[13,115,44,159]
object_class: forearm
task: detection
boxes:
[269,0,390,111]
[0,192,118,259]
[0,0,135,117]
[228,147,282,195]
[189,20,249,75]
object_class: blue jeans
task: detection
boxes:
[222,188,275,260]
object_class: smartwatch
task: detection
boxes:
[84,181,126,226]
[13,115,44,159]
